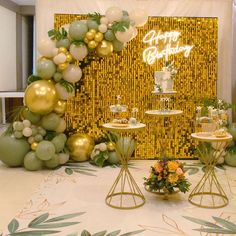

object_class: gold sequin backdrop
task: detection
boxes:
[55,15,217,159]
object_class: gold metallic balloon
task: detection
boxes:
[84,37,89,44]
[94,32,104,42]
[67,133,94,162]
[66,54,73,63]
[86,31,95,40]
[96,40,113,57]
[58,47,68,54]
[31,142,38,150]
[53,100,67,115]
[89,29,97,35]
[24,80,58,115]
[107,142,115,152]
[88,40,97,49]
[58,62,69,71]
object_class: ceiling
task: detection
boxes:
[11,0,35,5]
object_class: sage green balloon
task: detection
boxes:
[36,59,56,79]
[56,38,71,49]
[58,133,67,143]
[52,135,65,153]
[105,30,115,41]
[112,39,126,52]
[0,135,30,167]
[225,152,236,167]
[41,112,60,131]
[22,109,41,124]
[228,123,236,141]
[36,140,55,160]
[44,154,60,169]
[87,20,99,30]
[53,72,63,82]
[69,21,88,40]
[24,151,43,171]
[108,151,120,164]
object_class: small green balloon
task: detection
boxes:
[112,39,126,52]
[31,127,38,136]
[53,72,63,82]
[105,30,115,41]
[108,151,120,165]
[41,112,60,131]
[56,38,71,49]
[36,140,55,160]
[44,154,60,169]
[225,152,236,167]
[0,135,30,167]
[13,121,24,131]
[34,134,43,142]
[22,109,41,124]
[69,20,88,40]
[24,151,43,171]
[87,20,99,30]
[58,133,67,143]
[37,59,56,79]
[52,136,65,153]
[14,131,23,139]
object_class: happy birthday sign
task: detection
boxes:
[142,30,194,64]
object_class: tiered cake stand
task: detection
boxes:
[145,91,183,158]
[189,132,232,208]
[103,123,146,209]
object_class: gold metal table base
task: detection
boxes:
[106,165,145,209]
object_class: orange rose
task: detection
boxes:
[176,167,183,176]
[154,162,163,173]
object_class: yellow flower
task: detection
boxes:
[167,161,179,172]
[168,173,179,184]
[157,175,162,181]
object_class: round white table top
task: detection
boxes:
[102,123,146,132]
[145,110,183,117]
[191,132,233,142]
[151,90,177,95]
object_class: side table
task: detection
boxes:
[189,132,232,208]
[102,123,146,209]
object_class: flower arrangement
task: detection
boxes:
[90,142,120,167]
[144,160,191,194]
[163,61,178,79]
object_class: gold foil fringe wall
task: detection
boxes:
[55,15,218,158]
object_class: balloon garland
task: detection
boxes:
[0,7,148,170]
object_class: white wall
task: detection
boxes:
[36,0,233,103]
[0,5,17,91]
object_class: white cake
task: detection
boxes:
[154,71,174,93]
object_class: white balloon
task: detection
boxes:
[98,24,108,33]
[23,119,31,128]
[131,27,138,40]
[70,44,88,61]
[23,127,32,137]
[63,64,82,83]
[58,153,70,165]
[53,53,67,65]
[115,27,135,43]
[105,7,123,23]
[38,39,56,58]
[55,83,75,100]
[55,118,67,133]
[52,48,59,57]
[129,9,148,27]
[100,17,109,25]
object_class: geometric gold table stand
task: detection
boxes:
[189,133,232,208]
[103,123,146,209]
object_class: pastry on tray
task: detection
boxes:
[213,129,228,138]
[111,118,129,127]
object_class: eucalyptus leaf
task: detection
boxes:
[65,168,73,175]
[183,216,222,229]
[106,230,121,236]
[30,222,79,229]
[216,164,226,170]
[73,170,96,176]
[92,230,107,236]
[81,230,92,236]
[45,212,85,223]
[193,228,235,234]
[212,217,236,231]
[187,167,199,175]
[67,233,78,236]
[8,218,19,233]
[28,213,49,227]
[9,230,60,235]
[120,229,145,236]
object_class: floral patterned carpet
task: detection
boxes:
[0,160,236,236]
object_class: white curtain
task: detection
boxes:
[36,0,234,103]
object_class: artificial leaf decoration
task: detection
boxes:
[29,222,79,229]
[111,21,131,33]
[72,40,86,47]
[9,230,60,235]
[106,230,121,236]
[8,219,19,233]
[28,213,49,227]
[59,80,75,93]
[88,12,102,24]
[81,230,91,236]
[119,229,145,236]
[46,212,85,223]
[92,231,107,236]
[65,168,73,175]
[48,27,68,40]
[63,162,97,176]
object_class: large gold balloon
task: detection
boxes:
[67,133,94,162]
[24,80,58,115]
[107,142,115,152]
[96,40,113,57]
[53,100,67,115]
